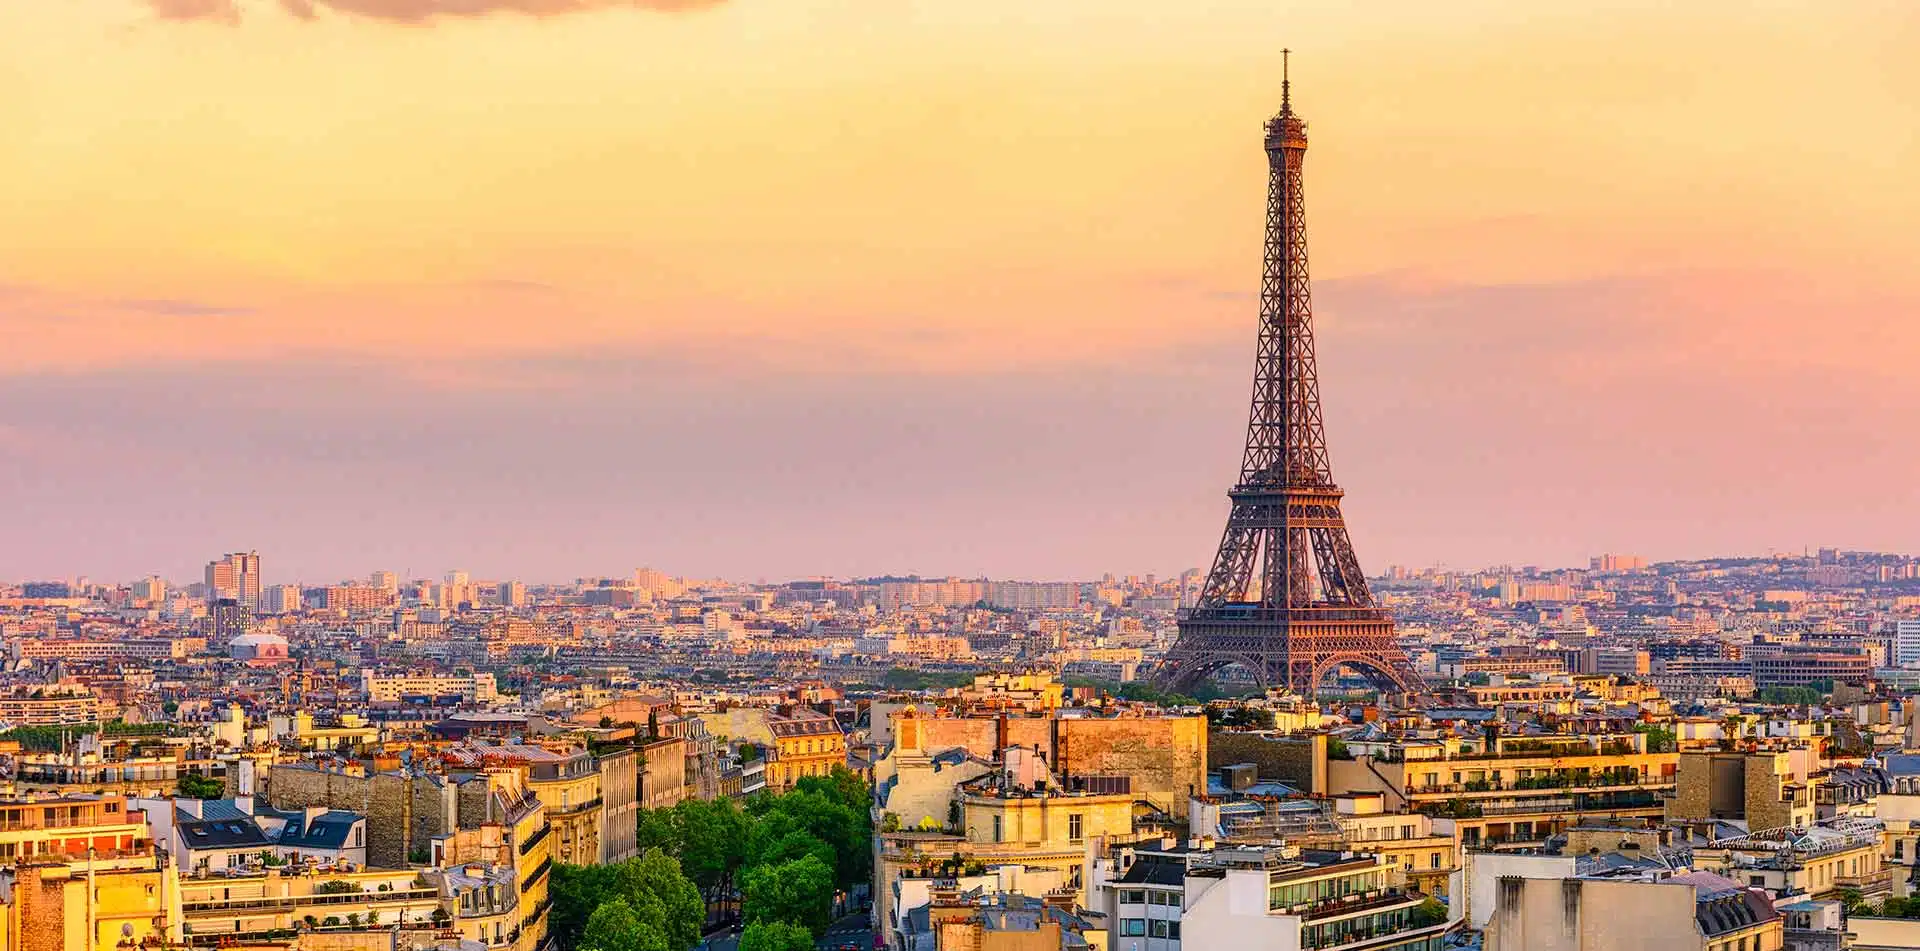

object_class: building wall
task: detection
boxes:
[535,769,602,867]
[1486,877,1699,951]
[907,713,1208,817]
[599,749,639,864]
[1210,731,1327,793]
[263,766,453,869]
[1179,867,1303,951]
[640,738,687,812]
[6,864,173,951]
[769,728,846,793]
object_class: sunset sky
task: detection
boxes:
[3,1,1916,584]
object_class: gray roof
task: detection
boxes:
[278,811,362,851]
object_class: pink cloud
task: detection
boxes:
[144,0,242,23]
[144,0,724,23]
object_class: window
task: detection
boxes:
[1120,890,1145,905]
[1431,853,1442,869]
[1069,814,1084,842]
[1121,919,1146,937]
[992,816,1002,843]
[1149,920,1169,938]
[1168,922,1181,940]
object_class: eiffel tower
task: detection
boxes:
[1155,56,1423,697]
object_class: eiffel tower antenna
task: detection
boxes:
[1152,60,1424,698]
[1281,48,1291,113]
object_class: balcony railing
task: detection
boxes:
[549,797,603,817]
[520,857,551,892]
[521,894,554,930]
[518,824,552,856]
[182,887,440,913]
[1835,871,1895,891]
[1303,918,1452,951]
[1286,890,1422,922]
[1410,776,1673,796]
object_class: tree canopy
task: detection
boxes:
[741,854,835,937]
[552,849,704,951]
[557,766,873,950]
[738,921,814,951]
[579,898,669,951]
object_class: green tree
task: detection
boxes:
[670,798,749,901]
[553,850,706,951]
[634,808,680,856]
[623,849,704,951]
[738,921,813,951]
[1632,724,1677,753]
[579,897,669,951]
[756,785,868,890]
[177,771,224,800]
[741,854,834,937]
[747,810,828,867]
[551,864,627,950]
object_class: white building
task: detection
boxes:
[363,671,499,703]
[1093,844,1453,951]
[260,583,303,614]
[1895,620,1920,668]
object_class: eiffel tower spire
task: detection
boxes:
[1154,62,1423,697]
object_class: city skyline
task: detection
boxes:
[5,2,1917,582]
[15,545,1912,591]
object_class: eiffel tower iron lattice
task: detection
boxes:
[1154,59,1424,698]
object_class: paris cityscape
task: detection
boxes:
[5,3,1918,951]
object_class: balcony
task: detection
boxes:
[520,857,552,892]
[521,895,554,930]
[1303,918,1452,951]
[1835,870,1895,894]
[1410,775,1673,798]
[517,824,552,856]
[549,797,603,818]
[182,887,441,914]
[1288,890,1422,923]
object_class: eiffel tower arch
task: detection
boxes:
[1154,58,1424,698]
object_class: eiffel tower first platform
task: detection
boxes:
[1154,58,1424,698]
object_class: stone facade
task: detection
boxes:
[1671,750,1813,830]
[1208,731,1326,792]
[264,765,455,869]
[902,711,1208,817]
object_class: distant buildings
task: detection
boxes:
[1896,619,1920,668]
[260,582,302,614]
[204,550,261,609]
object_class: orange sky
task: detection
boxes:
[2,1,1916,581]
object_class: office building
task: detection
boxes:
[204,550,262,610]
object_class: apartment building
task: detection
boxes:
[1329,734,1677,849]
[1102,845,1452,951]
[766,711,846,792]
